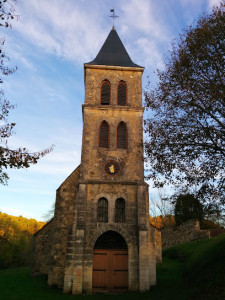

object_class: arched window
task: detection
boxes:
[117,81,127,105]
[99,121,109,148]
[101,80,110,105]
[117,121,127,149]
[115,198,125,223]
[97,198,108,222]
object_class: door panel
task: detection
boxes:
[111,250,128,292]
[92,250,109,292]
[93,249,128,293]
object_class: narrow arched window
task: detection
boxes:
[117,121,127,149]
[101,80,110,105]
[117,81,127,105]
[115,198,125,223]
[97,198,108,222]
[99,121,109,148]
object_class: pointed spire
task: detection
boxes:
[86,28,143,68]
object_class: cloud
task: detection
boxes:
[208,0,223,9]
[8,0,217,72]
[120,0,169,40]
[15,0,107,63]
[11,0,173,71]
[28,150,81,176]
[134,38,164,69]
[5,127,82,177]
[3,35,37,72]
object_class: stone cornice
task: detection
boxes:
[78,179,149,187]
[84,64,144,72]
[82,104,144,113]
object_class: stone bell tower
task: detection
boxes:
[32,27,160,294]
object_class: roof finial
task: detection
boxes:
[109,9,119,28]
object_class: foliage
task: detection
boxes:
[0,0,53,185]
[0,0,19,28]
[200,218,222,229]
[144,2,225,208]
[0,212,45,268]
[174,194,203,225]
[150,214,175,229]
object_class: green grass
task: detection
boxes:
[0,267,150,300]
[162,233,225,300]
[0,234,225,300]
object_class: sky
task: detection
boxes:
[0,0,221,221]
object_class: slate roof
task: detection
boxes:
[86,27,143,68]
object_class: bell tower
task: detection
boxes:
[32,27,160,295]
[81,27,144,183]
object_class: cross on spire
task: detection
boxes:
[109,9,119,28]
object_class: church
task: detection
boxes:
[32,26,161,294]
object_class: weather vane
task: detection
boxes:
[109,9,119,27]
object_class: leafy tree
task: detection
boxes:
[0,212,45,268]
[149,214,175,229]
[144,2,225,208]
[174,194,204,225]
[0,0,53,184]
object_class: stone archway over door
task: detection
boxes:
[92,231,128,293]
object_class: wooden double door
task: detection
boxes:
[92,249,128,293]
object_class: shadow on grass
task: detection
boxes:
[0,267,150,300]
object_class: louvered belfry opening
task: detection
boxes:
[97,198,108,222]
[115,198,125,223]
[99,121,109,148]
[101,80,110,105]
[117,81,127,105]
[117,122,127,149]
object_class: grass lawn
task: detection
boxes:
[0,267,151,300]
[0,234,224,300]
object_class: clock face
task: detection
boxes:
[104,161,121,176]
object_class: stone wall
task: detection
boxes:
[161,220,210,249]
[32,218,55,276]
[152,225,162,262]
[209,229,225,238]
[31,166,81,282]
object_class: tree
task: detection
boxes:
[174,194,203,225]
[149,187,175,228]
[0,212,45,268]
[144,2,225,209]
[149,215,175,229]
[0,0,53,184]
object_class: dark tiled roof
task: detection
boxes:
[86,27,143,68]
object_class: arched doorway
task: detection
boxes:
[92,230,128,293]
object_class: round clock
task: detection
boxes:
[104,160,121,176]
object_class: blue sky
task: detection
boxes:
[0,0,220,221]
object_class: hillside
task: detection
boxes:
[0,212,45,268]
[181,233,225,299]
[150,233,225,299]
